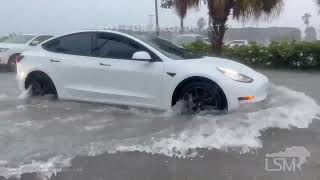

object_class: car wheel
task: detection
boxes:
[179,81,226,113]
[26,73,57,97]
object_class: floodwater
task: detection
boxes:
[0,70,319,180]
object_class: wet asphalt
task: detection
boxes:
[0,69,320,180]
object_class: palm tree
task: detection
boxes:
[302,13,312,28]
[173,0,199,33]
[161,0,199,33]
[162,0,283,55]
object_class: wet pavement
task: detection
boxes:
[0,70,320,180]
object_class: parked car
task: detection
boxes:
[203,37,212,44]
[173,34,208,46]
[0,34,53,71]
[226,40,249,47]
[17,30,269,113]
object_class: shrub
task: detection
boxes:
[184,41,320,70]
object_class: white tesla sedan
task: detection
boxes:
[17,30,269,112]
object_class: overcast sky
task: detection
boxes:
[0,0,319,36]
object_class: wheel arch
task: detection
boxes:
[8,53,21,63]
[171,76,228,109]
[24,70,58,95]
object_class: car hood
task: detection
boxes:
[191,56,259,77]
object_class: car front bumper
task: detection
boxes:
[222,72,270,111]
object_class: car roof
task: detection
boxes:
[51,30,143,41]
[56,29,131,36]
[10,34,53,37]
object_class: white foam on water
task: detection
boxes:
[18,87,31,99]
[83,125,106,131]
[1,85,319,178]
[112,85,320,157]
[0,156,71,179]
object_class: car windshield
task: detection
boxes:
[133,34,203,60]
[1,35,36,44]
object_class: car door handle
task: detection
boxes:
[50,59,60,63]
[99,63,111,67]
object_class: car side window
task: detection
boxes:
[29,35,54,46]
[43,33,93,56]
[93,33,149,60]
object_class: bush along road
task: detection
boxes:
[185,41,320,70]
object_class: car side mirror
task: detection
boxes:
[132,51,152,62]
[30,40,40,46]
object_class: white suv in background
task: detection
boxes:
[226,40,250,47]
[0,34,53,71]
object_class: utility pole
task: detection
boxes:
[148,14,155,31]
[155,0,160,36]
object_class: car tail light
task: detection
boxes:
[16,55,24,63]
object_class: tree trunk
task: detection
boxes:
[207,0,233,56]
[211,17,227,55]
[180,17,184,34]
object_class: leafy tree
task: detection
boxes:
[162,0,283,55]
[161,0,174,8]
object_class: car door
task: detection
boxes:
[89,32,165,108]
[42,32,100,100]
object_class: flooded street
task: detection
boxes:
[0,70,320,180]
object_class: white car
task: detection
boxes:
[0,34,53,70]
[226,40,249,47]
[17,30,269,112]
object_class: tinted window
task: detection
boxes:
[43,33,93,56]
[132,34,203,60]
[92,33,144,60]
[30,35,54,46]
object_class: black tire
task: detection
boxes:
[7,55,17,72]
[178,81,226,113]
[26,73,57,97]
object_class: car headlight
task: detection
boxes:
[217,67,254,83]
[0,48,9,52]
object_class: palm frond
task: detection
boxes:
[233,0,283,20]
[173,0,200,18]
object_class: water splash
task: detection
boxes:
[112,85,320,157]
[0,85,319,178]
